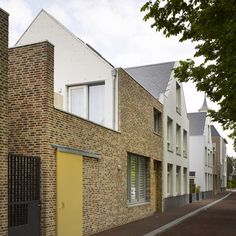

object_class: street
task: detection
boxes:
[159,191,236,236]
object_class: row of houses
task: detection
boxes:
[0,8,227,236]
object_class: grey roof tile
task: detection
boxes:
[124,61,175,99]
[211,125,221,137]
[187,112,207,136]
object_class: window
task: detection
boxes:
[183,130,187,157]
[167,117,173,151]
[68,83,105,125]
[176,82,181,114]
[128,154,148,204]
[153,108,161,134]
[205,147,207,166]
[183,168,188,194]
[176,124,181,155]
[167,164,173,195]
[176,166,181,195]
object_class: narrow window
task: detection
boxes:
[167,164,173,195]
[176,166,181,195]
[128,154,148,204]
[89,84,105,124]
[153,108,161,134]
[183,130,187,157]
[167,117,173,151]
[69,86,86,118]
[176,82,181,114]
[183,168,188,194]
[176,124,181,155]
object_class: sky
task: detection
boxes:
[1,0,235,157]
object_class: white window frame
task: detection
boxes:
[68,85,88,118]
[167,117,173,152]
[68,82,105,123]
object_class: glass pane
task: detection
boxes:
[130,156,137,202]
[89,84,105,125]
[138,157,146,201]
[70,87,85,118]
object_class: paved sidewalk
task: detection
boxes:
[92,191,230,236]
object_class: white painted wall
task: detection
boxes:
[163,62,189,199]
[16,10,116,130]
[189,114,213,192]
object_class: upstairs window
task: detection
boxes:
[176,82,181,114]
[153,108,161,134]
[127,154,148,204]
[167,117,173,151]
[68,83,105,125]
[176,124,181,155]
[183,130,187,157]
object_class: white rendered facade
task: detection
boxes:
[220,138,227,189]
[189,113,213,193]
[16,10,117,130]
[162,63,189,209]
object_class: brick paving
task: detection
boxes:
[92,191,230,236]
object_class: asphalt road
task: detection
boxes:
[159,191,236,236]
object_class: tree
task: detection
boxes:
[141,0,236,148]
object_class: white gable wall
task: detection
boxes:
[16,10,116,129]
[189,114,213,192]
[163,62,189,200]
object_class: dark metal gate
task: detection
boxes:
[8,154,40,236]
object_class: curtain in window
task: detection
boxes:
[70,87,85,118]
[89,84,105,125]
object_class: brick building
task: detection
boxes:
[0,9,164,235]
[0,8,9,236]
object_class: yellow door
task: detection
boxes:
[57,151,83,236]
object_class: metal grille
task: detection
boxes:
[8,154,40,227]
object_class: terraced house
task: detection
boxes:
[125,62,190,211]
[211,125,227,194]
[188,96,214,199]
[1,9,164,236]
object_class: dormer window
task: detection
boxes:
[176,82,181,114]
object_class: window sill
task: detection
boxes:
[176,152,181,156]
[153,131,162,137]
[127,201,150,208]
[167,148,173,153]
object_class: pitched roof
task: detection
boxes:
[199,94,209,112]
[211,125,220,137]
[124,61,175,99]
[16,9,114,68]
[187,112,207,136]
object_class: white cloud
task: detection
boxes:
[0,0,34,45]
[1,0,234,156]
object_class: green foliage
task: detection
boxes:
[195,185,201,193]
[141,0,236,148]
[227,180,236,189]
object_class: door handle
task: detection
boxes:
[58,201,65,209]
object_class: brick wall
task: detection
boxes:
[0,8,8,236]
[50,69,163,235]
[8,41,55,236]
[8,42,163,235]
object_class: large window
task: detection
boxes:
[167,117,173,151]
[68,83,105,125]
[153,108,161,134]
[183,168,188,194]
[128,154,148,204]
